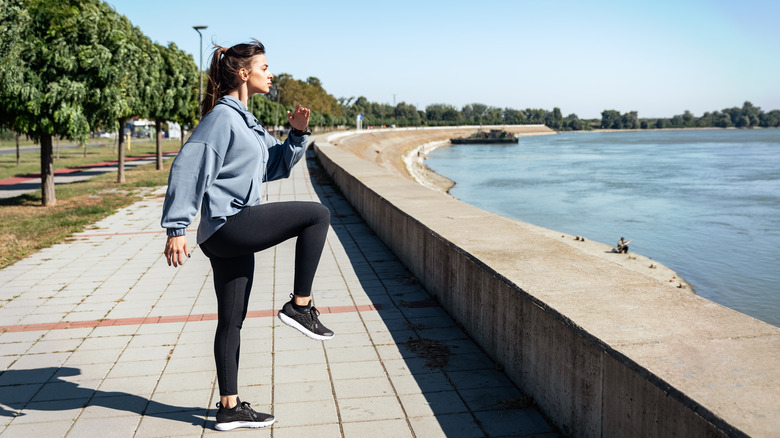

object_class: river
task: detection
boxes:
[425,128,780,327]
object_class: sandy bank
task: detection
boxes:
[325,125,692,291]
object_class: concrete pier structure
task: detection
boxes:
[315,127,780,437]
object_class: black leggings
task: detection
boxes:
[200,201,330,396]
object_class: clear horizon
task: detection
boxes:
[108,0,780,119]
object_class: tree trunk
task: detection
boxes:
[155,119,163,170]
[180,127,185,148]
[15,133,20,166]
[40,133,56,206]
[83,140,87,157]
[117,118,126,183]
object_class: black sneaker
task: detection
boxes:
[278,299,335,340]
[215,399,274,431]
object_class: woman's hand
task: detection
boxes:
[287,104,310,131]
[164,235,190,267]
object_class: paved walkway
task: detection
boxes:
[0,147,556,437]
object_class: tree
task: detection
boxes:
[740,101,761,127]
[462,103,488,125]
[713,112,731,128]
[545,107,563,130]
[150,42,198,169]
[484,107,503,125]
[601,110,622,129]
[113,24,160,183]
[525,109,547,124]
[566,113,584,131]
[681,110,694,127]
[0,0,126,205]
[621,111,639,129]
[760,110,780,127]
[426,103,460,124]
[394,102,420,126]
[503,108,525,125]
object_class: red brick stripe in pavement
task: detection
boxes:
[79,221,362,239]
[0,303,405,333]
[0,150,180,186]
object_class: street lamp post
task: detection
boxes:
[193,25,208,119]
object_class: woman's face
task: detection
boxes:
[244,54,273,95]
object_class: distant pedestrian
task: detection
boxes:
[161,39,333,432]
[617,237,631,253]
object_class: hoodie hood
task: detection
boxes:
[217,95,264,131]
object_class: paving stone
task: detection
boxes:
[399,391,469,418]
[324,345,379,363]
[337,395,405,422]
[342,419,414,438]
[273,348,326,366]
[0,419,74,437]
[133,410,207,437]
[9,399,84,424]
[447,369,516,391]
[145,389,211,414]
[272,399,338,427]
[332,376,395,400]
[97,375,160,398]
[472,408,554,437]
[66,415,140,438]
[329,360,387,380]
[274,363,330,384]
[274,380,334,404]
[272,423,341,438]
[408,413,485,438]
[30,379,99,402]
[79,394,151,418]
[0,383,42,404]
[388,371,454,396]
[155,370,215,393]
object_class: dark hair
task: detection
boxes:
[201,39,265,116]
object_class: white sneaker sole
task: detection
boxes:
[215,418,275,431]
[277,310,334,341]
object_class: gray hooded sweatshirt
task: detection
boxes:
[161,95,307,243]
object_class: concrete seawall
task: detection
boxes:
[313,128,779,437]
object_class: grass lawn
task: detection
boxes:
[0,138,182,180]
[0,136,111,149]
[0,158,173,269]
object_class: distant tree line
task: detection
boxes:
[0,0,198,206]
[601,102,780,130]
[259,80,780,133]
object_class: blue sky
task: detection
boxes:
[108,0,780,119]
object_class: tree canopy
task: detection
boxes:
[0,0,198,203]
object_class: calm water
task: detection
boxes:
[426,129,780,327]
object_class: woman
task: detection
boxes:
[161,40,333,431]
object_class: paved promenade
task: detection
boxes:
[0,147,556,437]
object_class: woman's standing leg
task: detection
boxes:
[206,252,274,431]
[210,253,254,401]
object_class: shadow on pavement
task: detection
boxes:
[0,367,208,427]
[305,146,540,437]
